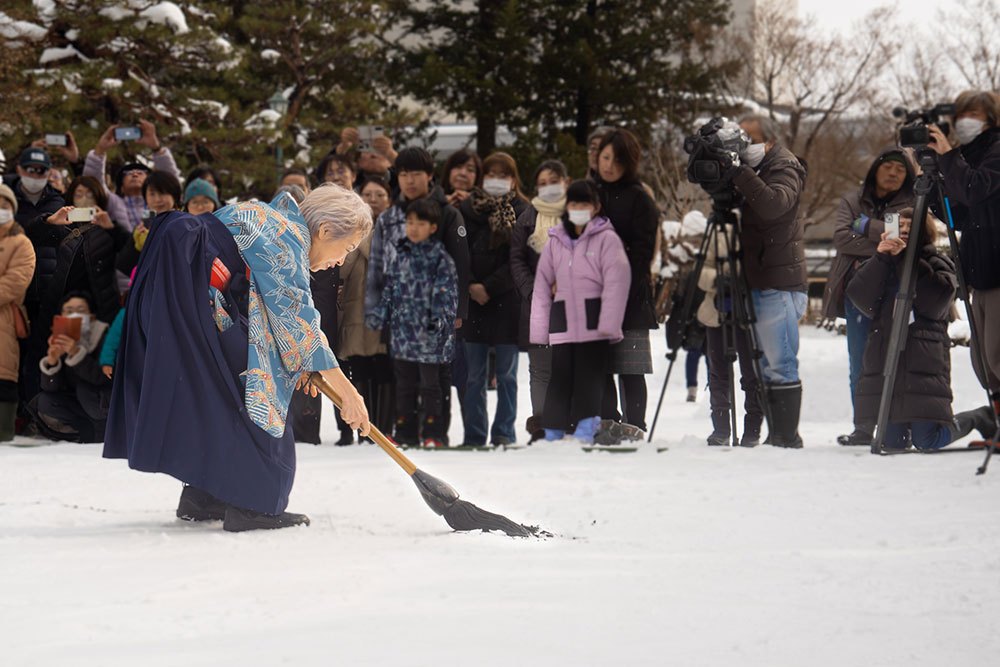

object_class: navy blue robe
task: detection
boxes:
[103,212,297,514]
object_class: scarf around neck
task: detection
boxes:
[527,194,566,254]
[468,187,518,248]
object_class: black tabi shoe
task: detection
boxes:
[222,505,311,532]
[176,485,228,522]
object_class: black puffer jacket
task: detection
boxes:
[595,177,658,330]
[459,194,527,345]
[936,126,1000,290]
[24,218,127,327]
[847,245,957,425]
[2,175,64,226]
[510,205,542,349]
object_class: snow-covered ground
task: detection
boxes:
[2,327,998,666]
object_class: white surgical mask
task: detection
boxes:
[537,184,565,203]
[0,210,12,225]
[955,118,987,145]
[66,312,92,337]
[567,209,592,225]
[482,178,512,197]
[20,176,48,194]
[742,143,766,168]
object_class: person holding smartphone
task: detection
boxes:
[27,292,112,443]
[846,209,994,451]
[83,120,181,232]
[822,149,915,447]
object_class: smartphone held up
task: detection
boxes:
[114,126,142,142]
[884,212,900,240]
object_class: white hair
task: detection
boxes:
[299,182,373,240]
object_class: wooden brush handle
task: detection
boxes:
[309,372,417,476]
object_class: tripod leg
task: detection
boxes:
[647,353,677,442]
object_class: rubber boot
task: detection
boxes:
[0,401,16,442]
[767,382,803,449]
[544,428,565,441]
[948,405,997,443]
[740,413,763,448]
[707,409,731,446]
[571,416,601,444]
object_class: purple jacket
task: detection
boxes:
[84,148,180,231]
[530,216,631,346]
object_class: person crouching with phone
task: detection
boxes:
[27,292,112,443]
[846,208,994,451]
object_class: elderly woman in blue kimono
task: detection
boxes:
[104,184,373,532]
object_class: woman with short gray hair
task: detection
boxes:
[105,183,372,532]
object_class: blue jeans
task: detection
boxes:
[750,289,808,384]
[464,343,518,444]
[884,421,951,450]
[845,297,872,424]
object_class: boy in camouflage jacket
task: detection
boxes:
[366,199,458,447]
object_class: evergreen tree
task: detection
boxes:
[389,0,732,154]
[0,0,397,196]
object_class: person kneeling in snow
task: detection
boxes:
[530,180,631,443]
[365,198,458,448]
[30,292,111,442]
[846,208,994,450]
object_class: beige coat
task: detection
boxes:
[337,234,386,359]
[0,224,37,382]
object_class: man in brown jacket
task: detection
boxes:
[728,115,809,448]
[822,149,915,447]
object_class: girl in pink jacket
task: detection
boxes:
[530,180,631,442]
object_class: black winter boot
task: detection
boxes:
[394,413,419,446]
[0,401,16,441]
[740,413,763,448]
[948,405,998,443]
[707,409,732,446]
[176,485,228,522]
[837,429,873,447]
[767,382,803,449]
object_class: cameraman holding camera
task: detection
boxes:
[928,91,1000,422]
[726,115,809,448]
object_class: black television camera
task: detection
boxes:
[893,104,956,150]
[683,117,750,202]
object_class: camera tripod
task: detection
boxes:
[870,148,1000,473]
[648,193,772,445]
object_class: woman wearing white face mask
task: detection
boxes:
[928,90,1000,414]
[458,152,529,446]
[510,159,569,441]
[27,292,111,443]
[0,185,37,440]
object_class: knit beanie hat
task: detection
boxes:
[0,183,18,215]
[184,178,219,206]
[879,152,906,167]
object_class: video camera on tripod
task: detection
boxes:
[892,104,956,152]
[683,117,751,194]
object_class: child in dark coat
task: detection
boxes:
[366,199,458,447]
[530,180,631,443]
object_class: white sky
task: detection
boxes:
[798,0,939,32]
